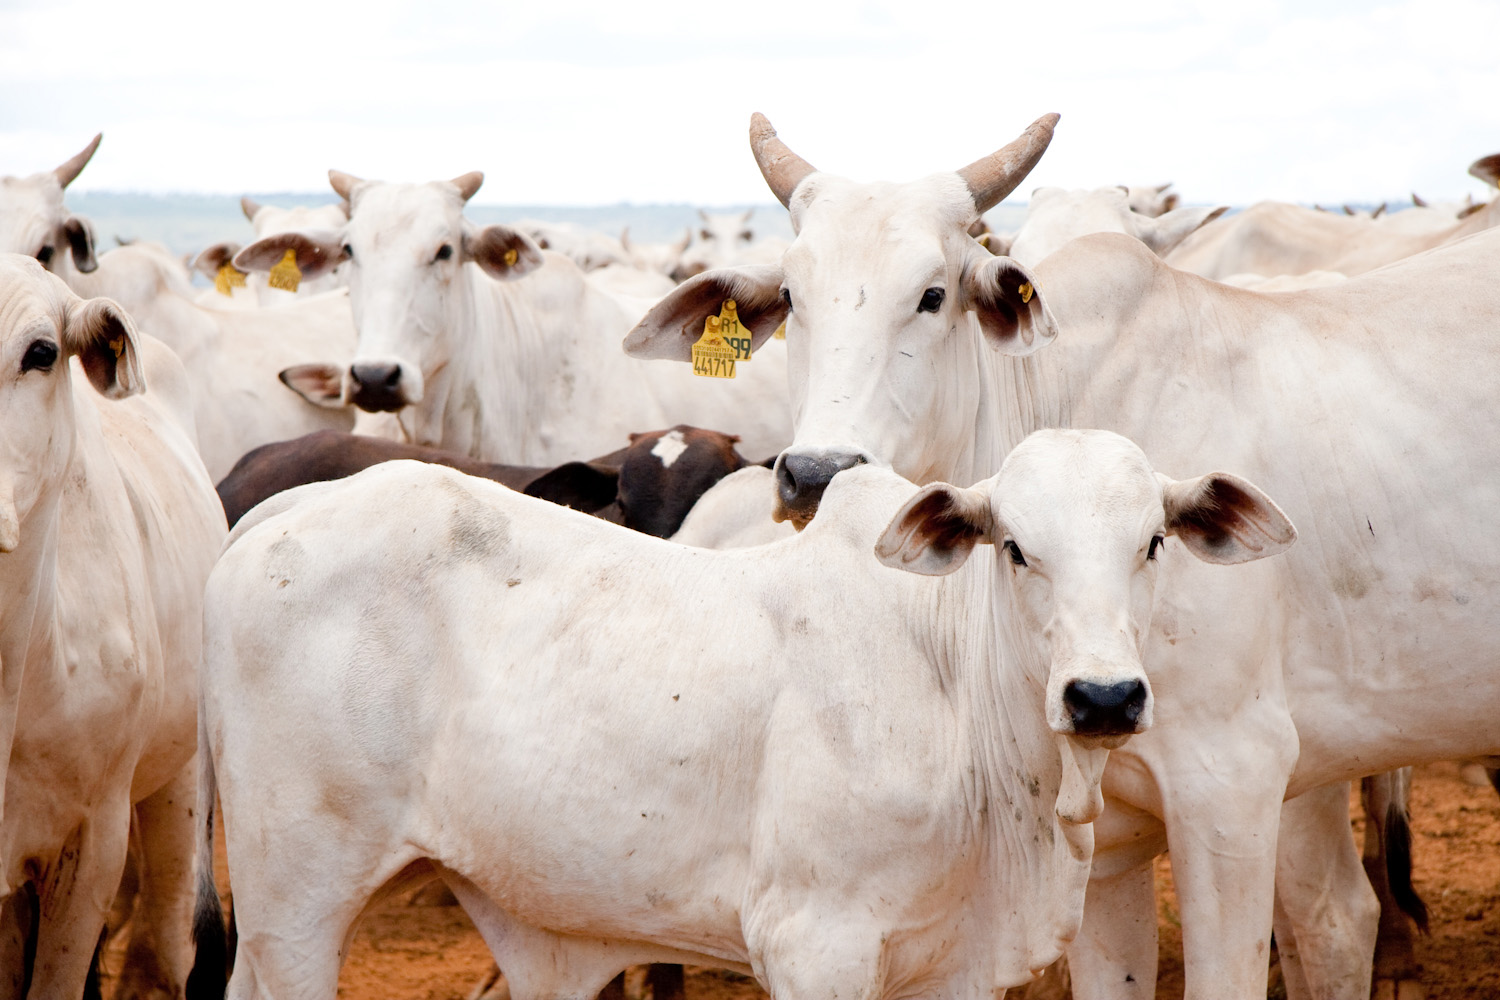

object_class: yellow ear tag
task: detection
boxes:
[1018,282,1034,304]
[691,301,743,380]
[267,249,302,293]
[214,262,247,297]
[773,321,786,340]
[109,336,125,359]
[504,248,519,267]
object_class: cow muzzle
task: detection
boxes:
[1059,676,1151,741]
[773,450,869,523]
[347,361,411,413]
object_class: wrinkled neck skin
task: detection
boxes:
[925,547,1096,989]
[779,173,1001,486]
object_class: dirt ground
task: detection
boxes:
[111,761,1500,999]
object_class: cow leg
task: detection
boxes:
[644,964,684,1000]
[28,802,133,1000]
[1270,781,1378,1000]
[1360,772,1426,1000]
[115,762,199,1000]
[0,883,40,1000]
[1065,862,1156,1000]
[1160,774,1288,999]
[1272,886,1312,1000]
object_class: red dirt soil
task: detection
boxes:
[103,761,1500,999]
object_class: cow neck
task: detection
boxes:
[924,553,1095,985]
[0,433,70,863]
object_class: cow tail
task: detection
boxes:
[185,705,230,1000]
[1381,772,1429,934]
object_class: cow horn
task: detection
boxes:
[957,113,1061,214]
[329,170,366,201]
[749,113,818,209]
[450,171,484,202]
[240,195,262,221]
[54,133,102,189]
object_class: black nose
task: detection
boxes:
[775,452,867,520]
[1063,678,1148,737]
[348,362,405,412]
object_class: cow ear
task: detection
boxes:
[1160,472,1296,565]
[235,232,345,280]
[64,296,144,399]
[1134,205,1227,257]
[279,364,347,409]
[463,225,544,281]
[964,255,1058,357]
[523,462,620,514]
[192,241,242,278]
[624,266,786,362]
[63,215,98,273]
[875,481,995,577]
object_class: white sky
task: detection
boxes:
[3,0,1497,207]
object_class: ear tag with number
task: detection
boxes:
[691,303,741,380]
[773,321,786,340]
[1018,282,1034,304]
[214,262,247,297]
[267,249,302,292]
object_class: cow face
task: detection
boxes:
[875,430,1295,821]
[0,135,102,276]
[236,172,542,416]
[626,114,1061,524]
[0,255,143,551]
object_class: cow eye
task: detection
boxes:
[739,230,753,242]
[780,288,793,311]
[21,339,59,373]
[435,244,453,262]
[342,244,355,261]
[35,246,54,265]
[918,287,946,313]
[1003,539,1027,567]
[699,229,713,241]
[1147,535,1165,561]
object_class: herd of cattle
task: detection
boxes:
[0,111,1496,1000]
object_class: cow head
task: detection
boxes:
[0,255,144,552]
[1006,186,1228,267]
[626,113,1061,523]
[0,135,102,276]
[236,170,542,415]
[672,208,758,280]
[874,429,1295,823]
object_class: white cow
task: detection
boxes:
[233,170,790,464]
[193,428,1291,1000]
[0,255,224,1000]
[669,465,795,549]
[627,115,1500,999]
[192,197,352,307]
[68,241,356,480]
[1124,182,1179,218]
[1166,167,1500,279]
[0,134,102,276]
[1004,186,1226,267]
[673,208,789,280]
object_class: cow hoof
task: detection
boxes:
[1373,978,1426,1000]
[1459,760,1492,787]
[466,964,509,1000]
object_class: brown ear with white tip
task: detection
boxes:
[64,296,144,399]
[875,481,994,577]
[1160,472,1296,564]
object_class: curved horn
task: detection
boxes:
[449,171,484,202]
[957,113,1061,214]
[240,195,262,221]
[328,169,366,201]
[55,133,103,189]
[749,113,817,209]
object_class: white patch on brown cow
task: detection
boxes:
[650,429,689,468]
